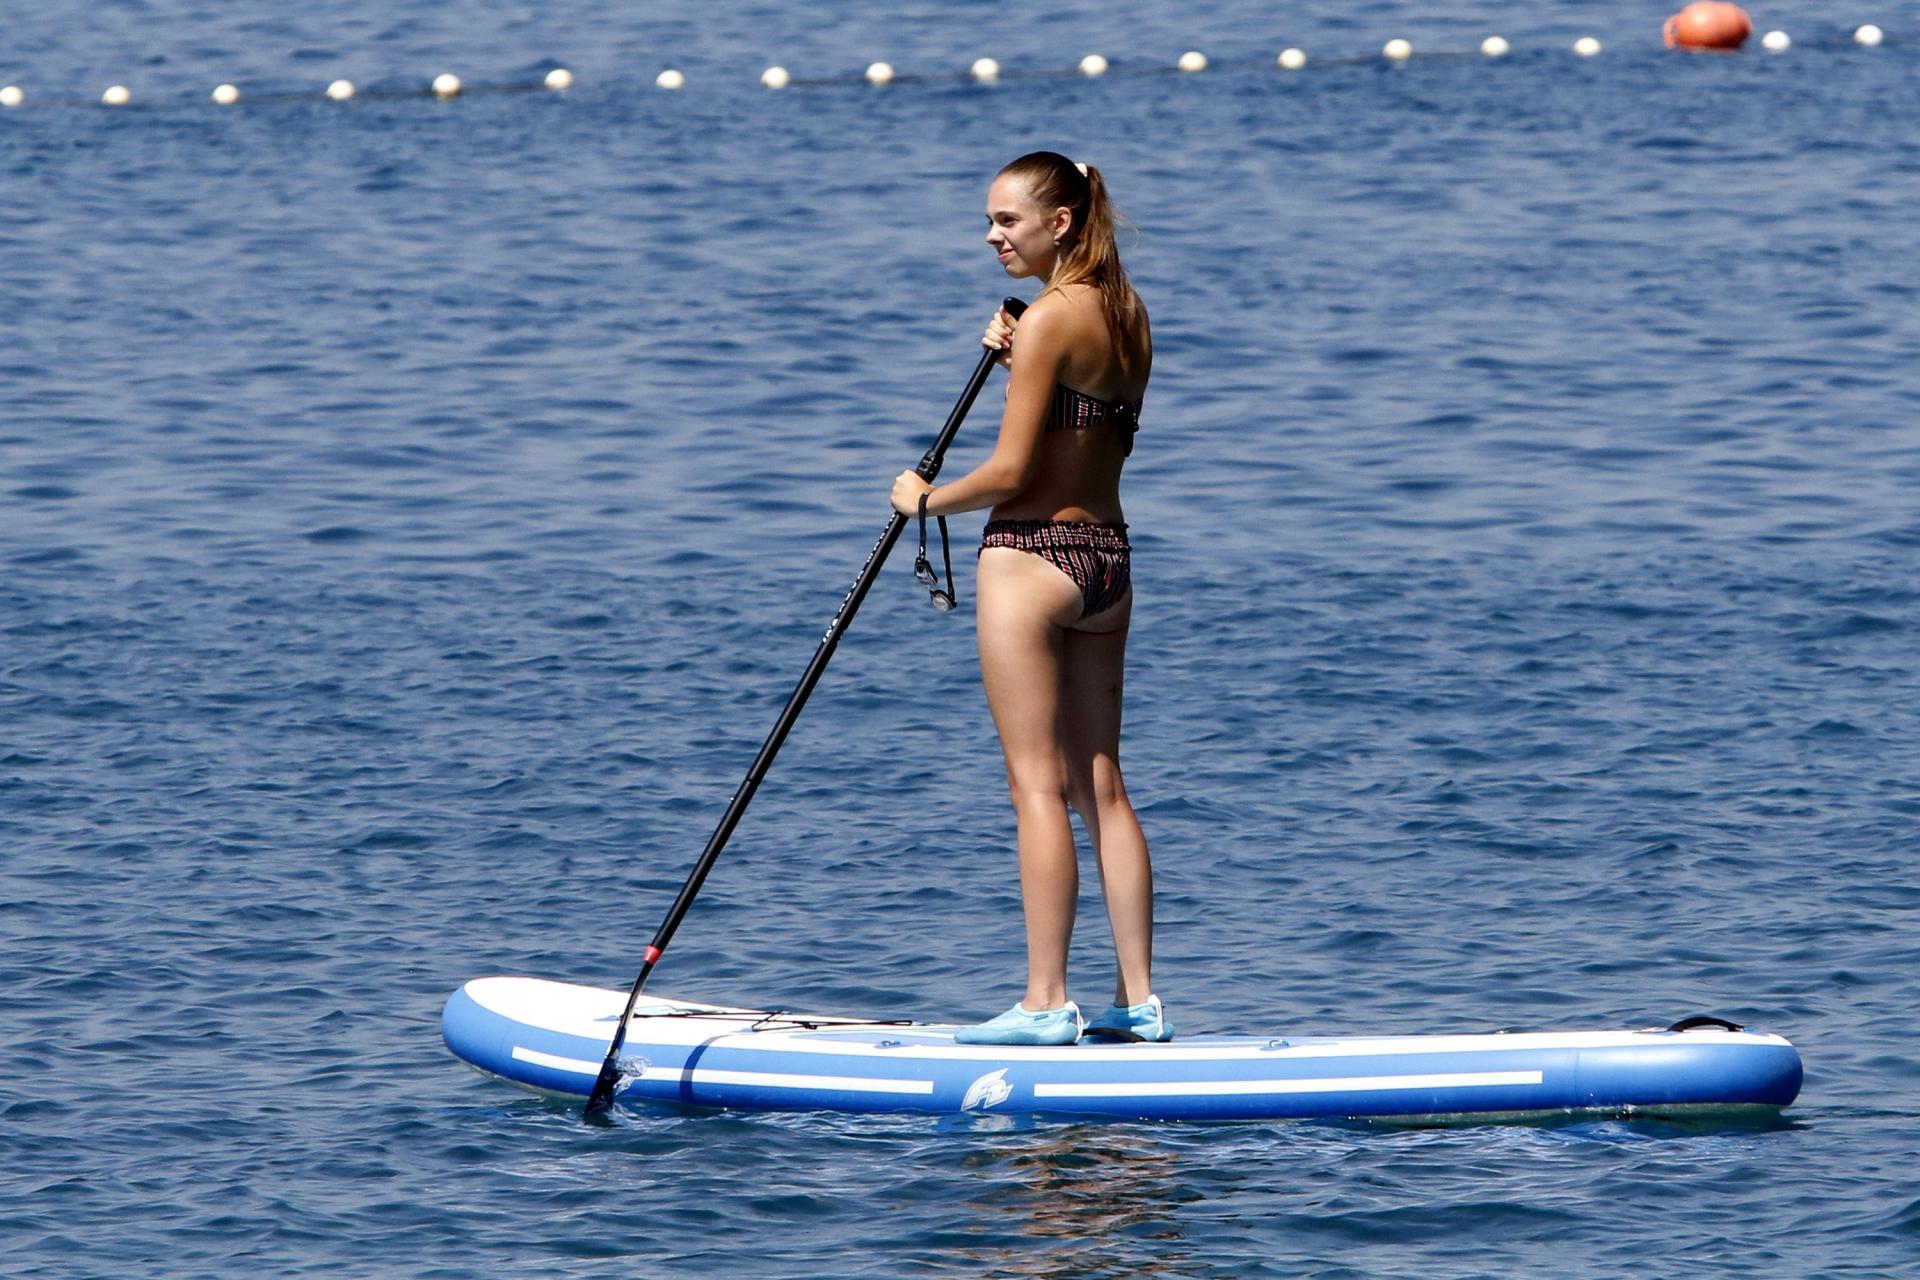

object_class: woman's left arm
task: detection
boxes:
[892,303,1067,517]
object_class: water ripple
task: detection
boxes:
[3,4,1919,1277]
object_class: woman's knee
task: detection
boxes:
[1067,758,1129,820]
[1003,755,1069,807]
[1064,776,1096,821]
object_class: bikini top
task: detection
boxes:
[1048,384,1141,458]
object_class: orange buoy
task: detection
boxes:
[1664,2,1754,49]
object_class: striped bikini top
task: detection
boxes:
[1048,384,1141,457]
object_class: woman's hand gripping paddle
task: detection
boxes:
[584,298,1028,1119]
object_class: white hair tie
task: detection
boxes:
[1074,160,1089,177]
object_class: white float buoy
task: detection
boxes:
[0,86,24,108]
[1573,36,1603,57]
[1177,50,1208,73]
[1762,30,1791,52]
[970,57,999,82]
[212,83,239,105]
[1383,39,1413,61]
[656,68,685,90]
[432,73,462,98]
[1481,36,1510,57]
[1079,54,1109,77]
[865,61,894,86]
[1854,24,1884,47]
[545,67,574,91]
[1277,48,1307,71]
[760,65,791,89]
[102,84,131,106]
[326,79,355,101]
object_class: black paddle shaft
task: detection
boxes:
[585,297,1026,1117]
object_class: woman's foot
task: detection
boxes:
[953,1001,1084,1046]
[1081,994,1174,1042]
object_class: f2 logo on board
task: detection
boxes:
[962,1068,1013,1111]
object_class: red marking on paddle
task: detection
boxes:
[644,945,662,965]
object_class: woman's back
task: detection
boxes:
[993,282,1151,525]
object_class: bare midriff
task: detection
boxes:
[989,426,1129,525]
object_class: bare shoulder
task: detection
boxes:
[1051,281,1108,319]
[1020,287,1080,325]
[1024,284,1105,341]
[1011,290,1078,349]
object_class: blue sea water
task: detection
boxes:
[4,2,1919,1275]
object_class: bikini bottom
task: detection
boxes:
[979,519,1132,620]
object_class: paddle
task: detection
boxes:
[584,296,1028,1118]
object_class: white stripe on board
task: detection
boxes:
[1034,1069,1544,1100]
[507,1046,933,1096]
[513,1045,599,1074]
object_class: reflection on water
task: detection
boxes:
[952,1129,1193,1278]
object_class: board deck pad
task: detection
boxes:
[443,977,1802,1122]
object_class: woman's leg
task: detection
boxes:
[1061,594,1155,1008]
[976,546,1085,1011]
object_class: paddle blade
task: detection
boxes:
[584,1057,622,1119]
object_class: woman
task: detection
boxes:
[891,151,1168,1046]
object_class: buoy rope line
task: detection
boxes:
[0,24,1897,112]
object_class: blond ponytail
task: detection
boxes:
[996,151,1145,373]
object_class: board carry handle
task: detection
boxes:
[584,297,1029,1119]
[1666,1015,1745,1033]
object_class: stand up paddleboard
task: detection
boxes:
[444,313,1802,1125]
[443,977,1802,1122]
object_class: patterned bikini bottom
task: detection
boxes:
[979,519,1132,620]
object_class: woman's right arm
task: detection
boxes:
[897,299,1069,518]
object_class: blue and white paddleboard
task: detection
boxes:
[442,977,1802,1122]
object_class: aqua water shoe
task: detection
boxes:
[953,1001,1084,1046]
[1082,995,1174,1042]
